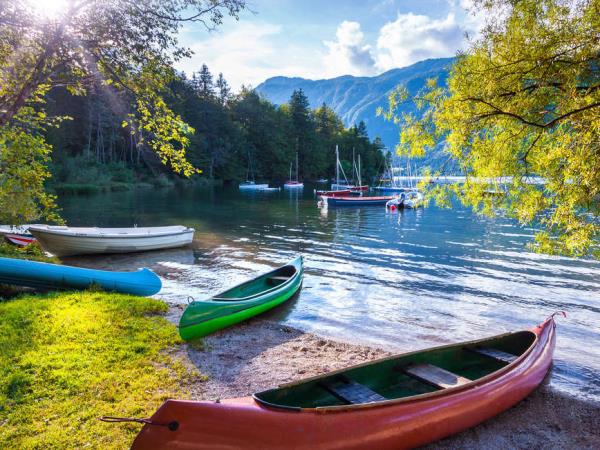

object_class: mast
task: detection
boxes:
[358,154,362,187]
[335,145,339,188]
[289,162,292,181]
[352,147,356,184]
[296,152,299,182]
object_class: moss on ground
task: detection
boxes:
[0,292,198,449]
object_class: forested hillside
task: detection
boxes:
[257,58,453,153]
[45,65,386,193]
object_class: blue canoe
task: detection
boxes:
[0,257,161,296]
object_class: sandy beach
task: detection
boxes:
[167,303,600,449]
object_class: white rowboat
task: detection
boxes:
[28,225,194,257]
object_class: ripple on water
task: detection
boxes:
[59,186,600,403]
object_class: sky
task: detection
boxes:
[175,0,484,90]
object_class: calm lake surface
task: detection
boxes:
[59,185,600,403]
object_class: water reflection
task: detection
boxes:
[58,185,600,402]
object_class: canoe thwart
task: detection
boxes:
[320,376,386,404]
[468,346,518,364]
[266,276,290,286]
[402,363,471,390]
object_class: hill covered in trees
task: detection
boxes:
[45,65,386,193]
[256,58,454,153]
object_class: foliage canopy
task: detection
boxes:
[381,0,600,257]
[0,0,245,222]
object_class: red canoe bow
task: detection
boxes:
[130,316,559,450]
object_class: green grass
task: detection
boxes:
[0,242,58,263]
[0,292,199,449]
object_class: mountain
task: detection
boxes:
[256,57,454,169]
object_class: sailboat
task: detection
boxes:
[329,146,367,192]
[373,155,406,193]
[239,150,277,191]
[284,152,304,189]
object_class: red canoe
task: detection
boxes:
[129,315,561,449]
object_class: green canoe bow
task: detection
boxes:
[179,256,303,340]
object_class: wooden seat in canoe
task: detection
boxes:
[266,276,290,286]
[468,346,518,364]
[402,363,471,390]
[320,376,386,404]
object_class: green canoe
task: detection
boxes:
[179,256,303,340]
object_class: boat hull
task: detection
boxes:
[0,257,161,296]
[372,186,407,193]
[29,226,194,257]
[315,189,352,197]
[239,183,269,190]
[325,195,395,207]
[178,257,303,340]
[132,318,556,449]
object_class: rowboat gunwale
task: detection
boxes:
[253,326,541,412]
[177,257,303,336]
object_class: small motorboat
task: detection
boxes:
[283,181,304,189]
[129,314,562,449]
[178,256,303,340]
[323,195,395,207]
[28,225,194,257]
[385,193,406,210]
[404,190,425,208]
[0,257,161,296]
[0,225,37,246]
[239,181,270,190]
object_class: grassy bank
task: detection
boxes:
[0,292,199,449]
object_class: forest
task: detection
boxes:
[45,64,387,193]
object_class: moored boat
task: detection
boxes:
[28,225,194,257]
[404,190,425,208]
[385,193,406,210]
[323,195,395,207]
[314,189,352,197]
[0,225,37,246]
[129,314,562,449]
[0,257,161,296]
[239,181,270,190]
[284,153,304,189]
[178,256,303,340]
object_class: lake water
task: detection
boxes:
[58,185,600,403]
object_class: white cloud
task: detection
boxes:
[323,21,376,77]
[375,12,465,71]
[176,22,324,91]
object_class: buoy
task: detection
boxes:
[390,204,396,211]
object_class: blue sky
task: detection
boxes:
[176,0,482,90]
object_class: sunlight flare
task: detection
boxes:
[27,0,70,19]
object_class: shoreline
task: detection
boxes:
[167,303,600,449]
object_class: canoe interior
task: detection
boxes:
[254,330,535,409]
[213,265,297,301]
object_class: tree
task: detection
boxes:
[215,72,231,105]
[288,89,319,179]
[0,0,245,222]
[381,0,600,257]
[194,64,215,98]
